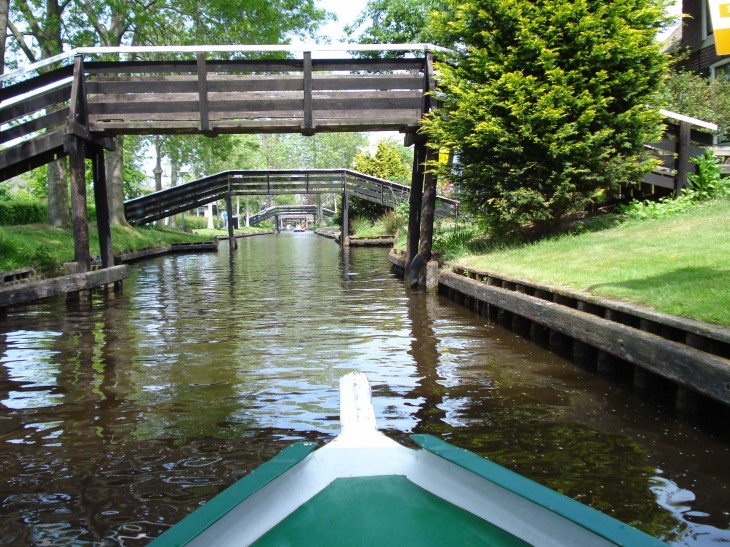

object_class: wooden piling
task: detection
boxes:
[405,141,425,276]
[92,150,114,268]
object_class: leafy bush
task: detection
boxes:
[181,215,208,230]
[687,150,729,200]
[0,198,46,225]
[620,151,730,221]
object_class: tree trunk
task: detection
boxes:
[0,0,9,77]
[46,158,70,227]
[106,136,128,225]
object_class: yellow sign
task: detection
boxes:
[710,0,730,55]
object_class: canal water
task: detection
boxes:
[0,232,728,545]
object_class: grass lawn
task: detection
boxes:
[192,226,271,238]
[0,223,212,275]
[450,200,730,326]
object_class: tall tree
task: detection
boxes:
[345,0,446,50]
[9,0,71,227]
[353,137,411,184]
[424,0,672,239]
[0,0,9,76]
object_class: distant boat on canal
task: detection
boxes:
[150,373,665,546]
[293,225,306,232]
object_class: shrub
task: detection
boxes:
[180,215,208,230]
[0,198,46,225]
[687,150,729,200]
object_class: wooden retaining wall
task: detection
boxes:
[388,250,730,411]
[0,265,128,309]
[114,241,218,264]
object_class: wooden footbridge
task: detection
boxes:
[124,168,458,235]
[0,44,449,277]
[248,204,334,228]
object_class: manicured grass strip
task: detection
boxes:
[451,200,730,326]
[0,224,212,275]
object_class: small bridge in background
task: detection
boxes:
[124,169,458,228]
[248,205,334,227]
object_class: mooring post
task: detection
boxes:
[92,150,114,269]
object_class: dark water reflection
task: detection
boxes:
[0,232,728,545]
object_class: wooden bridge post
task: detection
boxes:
[405,139,426,276]
[341,188,349,245]
[419,146,439,264]
[675,120,691,195]
[226,175,236,250]
[91,150,114,268]
[68,137,91,272]
[66,55,91,273]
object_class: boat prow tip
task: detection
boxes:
[333,372,399,448]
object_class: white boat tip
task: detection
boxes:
[330,372,398,448]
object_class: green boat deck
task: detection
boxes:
[253,475,529,546]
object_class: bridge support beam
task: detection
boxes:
[92,150,114,268]
[419,146,439,264]
[225,178,236,250]
[340,189,349,246]
[405,139,426,280]
[67,137,91,273]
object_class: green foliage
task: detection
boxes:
[0,198,47,225]
[424,0,671,240]
[351,216,374,235]
[181,215,208,230]
[687,150,729,200]
[257,133,368,170]
[353,138,412,184]
[620,152,730,220]
[653,71,730,139]
[381,209,404,235]
[619,193,698,220]
[432,221,490,259]
[24,244,62,276]
[345,0,447,52]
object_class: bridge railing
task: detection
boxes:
[642,110,717,194]
[0,65,75,179]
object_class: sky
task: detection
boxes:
[315,0,370,44]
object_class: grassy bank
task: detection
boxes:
[192,226,271,238]
[449,200,730,326]
[0,224,212,276]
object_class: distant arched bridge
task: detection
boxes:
[124,169,458,226]
[247,205,335,227]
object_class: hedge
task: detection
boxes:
[0,199,97,226]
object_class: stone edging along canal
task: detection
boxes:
[388,249,730,413]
